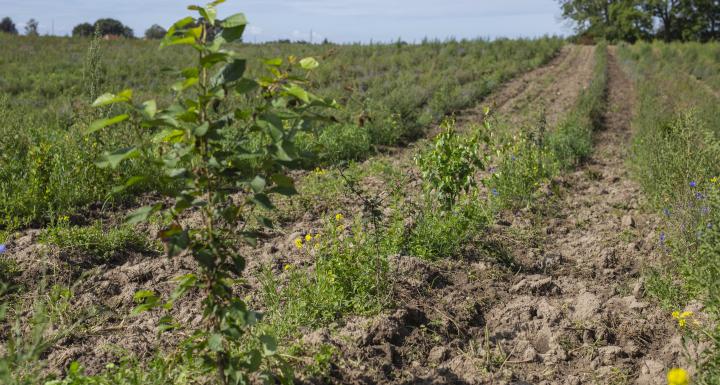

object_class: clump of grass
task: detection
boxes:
[39,219,152,263]
[260,211,404,338]
[407,194,491,261]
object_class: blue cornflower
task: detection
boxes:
[511,155,517,161]
[702,206,710,215]
[690,181,697,188]
[0,244,5,254]
[663,208,671,217]
[659,232,666,244]
[491,188,499,196]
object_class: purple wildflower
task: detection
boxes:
[702,206,710,215]
[0,244,5,254]
[491,188,499,196]
[696,192,704,200]
[690,181,697,188]
[663,208,671,217]
[708,223,714,229]
[659,232,666,244]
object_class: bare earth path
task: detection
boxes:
[477,48,678,384]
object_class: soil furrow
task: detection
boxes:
[478,48,677,384]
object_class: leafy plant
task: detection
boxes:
[85,1,335,383]
[39,219,151,263]
[415,117,488,208]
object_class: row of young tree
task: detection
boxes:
[0,16,167,39]
[559,0,720,42]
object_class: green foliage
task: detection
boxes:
[0,17,18,35]
[558,0,720,42]
[558,0,652,42]
[416,118,487,208]
[39,219,151,263]
[260,212,402,338]
[145,24,167,40]
[487,127,556,209]
[85,2,335,383]
[0,32,561,230]
[24,19,39,37]
[548,41,608,169]
[622,41,720,383]
[92,18,134,38]
[407,194,491,261]
[72,23,95,38]
[1,283,86,385]
[487,43,607,210]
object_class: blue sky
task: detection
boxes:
[0,0,570,42]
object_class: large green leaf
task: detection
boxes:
[220,14,247,42]
[285,84,309,103]
[92,89,132,107]
[212,59,246,85]
[139,100,157,119]
[85,114,129,134]
[300,57,319,70]
[222,13,247,28]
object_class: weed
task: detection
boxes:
[39,219,151,263]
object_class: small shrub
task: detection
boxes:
[416,118,487,208]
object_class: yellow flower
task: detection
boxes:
[284,264,291,271]
[335,213,344,221]
[305,234,313,242]
[667,368,689,385]
[711,177,718,184]
[294,238,303,249]
[672,311,694,328]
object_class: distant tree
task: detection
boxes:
[25,18,39,36]
[144,24,166,39]
[94,18,133,38]
[72,22,95,37]
[643,0,683,40]
[558,0,651,42]
[559,0,720,42]
[0,17,18,35]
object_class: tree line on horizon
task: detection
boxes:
[559,0,720,42]
[0,16,167,39]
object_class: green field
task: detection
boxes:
[2,4,720,385]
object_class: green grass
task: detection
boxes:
[39,220,154,263]
[620,41,720,384]
[487,43,608,210]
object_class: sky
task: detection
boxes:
[0,0,571,43]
